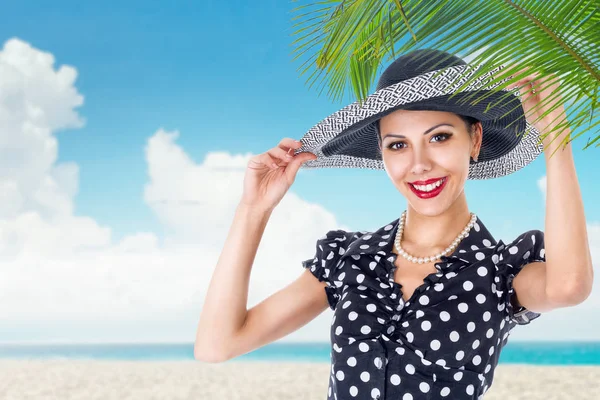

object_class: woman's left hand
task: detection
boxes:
[505,68,571,150]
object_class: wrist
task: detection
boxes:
[543,138,573,162]
[541,123,571,154]
[237,202,274,216]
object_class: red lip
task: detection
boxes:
[410,177,446,185]
[408,177,448,199]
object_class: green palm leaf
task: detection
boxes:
[290,0,600,150]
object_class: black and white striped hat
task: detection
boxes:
[295,48,543,179]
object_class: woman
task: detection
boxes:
[194,49,593,399]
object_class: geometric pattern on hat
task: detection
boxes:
[296,63,543,179]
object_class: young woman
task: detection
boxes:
[194,49,593,400]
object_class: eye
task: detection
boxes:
[431,132,452,142]
[387,141,406,150]
[386,133,452,150]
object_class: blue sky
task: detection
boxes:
[1,0,598,240]
[0,1,598,343]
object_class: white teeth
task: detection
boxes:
[412,178,445,192]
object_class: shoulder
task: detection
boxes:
[319,218,397,246]
[490,229,545,277]
[496,229,545,260]
[317,229,357,245]
[309,229,358,262]
[312,218,400,260]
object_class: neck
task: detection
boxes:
[401,196,472,254]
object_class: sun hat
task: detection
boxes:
[295,48,544,179]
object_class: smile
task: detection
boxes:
[408,177,448,199]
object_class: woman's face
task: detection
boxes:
[378,109,482,217]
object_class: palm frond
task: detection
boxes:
[290,0,600,150]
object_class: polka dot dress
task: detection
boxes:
[302,216,545,399]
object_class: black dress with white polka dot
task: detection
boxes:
[302,216,545,400]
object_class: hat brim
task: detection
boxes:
[297,64,543,180]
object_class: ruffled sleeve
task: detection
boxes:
[495,229,546,325]
[302,229,353,310]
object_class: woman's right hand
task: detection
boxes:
[241,138,317,212]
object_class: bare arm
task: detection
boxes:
[507,71,592,310]
[194,203,271,361]
[224,268,329,362]
[194,202,329,362]
[541,136,593,302]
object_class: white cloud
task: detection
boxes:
[537,175,547,199]
[0,38,109,258]
[142,129,343,249]
[0,38,348,343]
[1,38,598,345]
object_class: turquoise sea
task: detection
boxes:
[0,342,598,365]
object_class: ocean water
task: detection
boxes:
[0,342,599,365]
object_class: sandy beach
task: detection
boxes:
[0,360,598,399]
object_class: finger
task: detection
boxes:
[285,152,317,182]
[260,152,281,169]
[269,138,304,164]
[508,65,539,82]
[249,153,275,170]
[507,76,537,90]
[516,83,538,103]
[278,137,303,149]
[506,66,542,92]
[507,76,539,100]
[267,146,293,165]
[277,140,303,159]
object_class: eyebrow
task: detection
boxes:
[381,123,455,140]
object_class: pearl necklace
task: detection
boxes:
[394,210,477,264]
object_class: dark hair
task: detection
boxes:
[376,113,479,155]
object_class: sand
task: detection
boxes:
[0,360,598,399]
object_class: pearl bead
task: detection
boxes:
[394,211,476,264]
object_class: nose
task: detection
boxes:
[410,146,432,175]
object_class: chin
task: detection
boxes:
[405,204,450,218]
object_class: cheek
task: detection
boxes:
[384,159,411,182]
[436,151,469,173]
